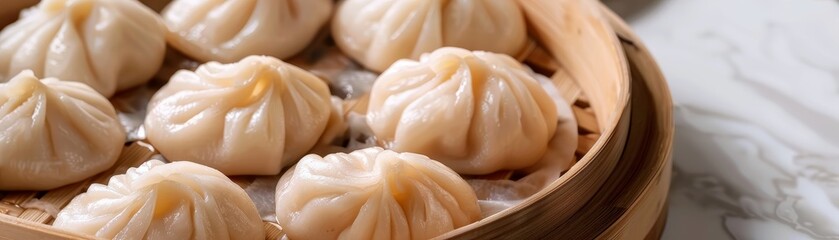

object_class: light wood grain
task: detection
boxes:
[438,0,632,238]
[264,222,284,240]
[596,4,674,239]
[525,5,673,239]
[0,214,85,240]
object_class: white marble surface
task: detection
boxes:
[606,0,839,239]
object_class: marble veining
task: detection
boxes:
[609,0,839,238]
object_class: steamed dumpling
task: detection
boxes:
[144,56,332,175]
[53,160,265,240]
[367,47,558,175]
[0,70,124,190]
[0,0,167,97]
[163,0,334,63]
[333,0,527,72]
[276,147,481,240]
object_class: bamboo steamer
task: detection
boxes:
[598,5,674,239]
[440,0,633,238]
[0,0,676,239]
[540,3,675,239]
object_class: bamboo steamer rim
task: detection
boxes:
[518,3,675,239]
[438,0,631,237]
[596,4,675,239]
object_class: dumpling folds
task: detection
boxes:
[0,70,124,190]
[367,47,558,175]
[163,0,334,62]
[276,147,481,240]
[0,0,166,97]
[144,56,332,176]
[333,0,527,72]
[53,160,265,240]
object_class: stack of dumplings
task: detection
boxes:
[0,70,124,190]
[0,0,166,97]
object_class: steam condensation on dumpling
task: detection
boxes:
[367,47,558,175]
[53,160,265,240]
[0,70,125,190]
[275,147,481,240]
[163,0,334,63]
[144,56,332,176]
[0,0,166,97]
[333,0,527,72]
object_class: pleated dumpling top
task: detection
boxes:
[275,147,482,240]
[144,56,333,175]
[333,0,527,72]
[0,0,166,97]
[163,0,334,62]
[367,47,559,175]
[0,70,124,190]
[54,160,265,240]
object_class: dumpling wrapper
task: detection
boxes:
[466,72,578,217]
[333,0,527,72]
[0,70,124,190]
[163,0,334,62]
[0,0,166,97]
[53,160,265,240]
[144,56,332,176]
[367,47,559,175]
[275,147,481,240]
